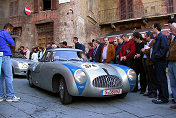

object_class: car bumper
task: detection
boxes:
[13,68,27,76]
[69,81,131,97]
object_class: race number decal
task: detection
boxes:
[81,63,99,69]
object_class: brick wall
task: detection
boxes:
[0,0,100,51]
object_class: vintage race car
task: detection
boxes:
[11,52,34,76]
[27,48,136,104]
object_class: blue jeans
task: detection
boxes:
[0,56,14,98]
[168,62,176,101]
[0,57,2,77]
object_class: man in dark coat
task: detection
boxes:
[92,39,103,63]
[151,23,169,104]
[115,36,124,64]
[72,37,85,51]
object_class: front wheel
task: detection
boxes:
[59,78,72,105]
[28,73,35,88]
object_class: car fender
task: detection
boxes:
[51,63,82,96]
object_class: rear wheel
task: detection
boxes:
[28,73,35,88]
[59,78,72,105]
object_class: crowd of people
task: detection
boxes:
[17,40,70,62]
[0,18,176,110]
[85,19,176,109]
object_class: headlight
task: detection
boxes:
[18,62,29,69]
[74,69,87,84]
[127,69,136,81]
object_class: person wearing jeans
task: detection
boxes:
[168,19,176,109]
[0,56,2,77]
[0,23,20,102]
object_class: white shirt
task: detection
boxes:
[143,39,153,58]
[31,52,38,62]
[102,44,108,60]
[171,35,175,42]
[25,49,30,59]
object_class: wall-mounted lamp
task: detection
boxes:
[67,8,73,15]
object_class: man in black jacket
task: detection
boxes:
[92,39,103,62]
[151,23,169,104]
[72,37,85,51]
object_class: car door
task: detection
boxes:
[36,51,54,91]
[31,51,48,86]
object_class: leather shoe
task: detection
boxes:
[172,98,176,103]
[148,93,157,98]
[170,105,176,109]
[153,99,168,104]
[140,91,145,94]
[143,93,150,96]
[152,98,160,103]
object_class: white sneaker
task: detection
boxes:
[6,96,20,102]
[0,97,5,102]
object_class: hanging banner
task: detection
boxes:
[59,0,70,4]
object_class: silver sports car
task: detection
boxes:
[27,48,136,104]
[11,52,33,76]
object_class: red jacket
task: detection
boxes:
[120,40,136,59]
[88,48,94,60]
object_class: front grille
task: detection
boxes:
[92,75,122,88]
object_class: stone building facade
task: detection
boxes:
[1,0,176,50]
[0,0,100,50]
[99,0,176,36]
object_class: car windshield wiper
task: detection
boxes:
[69,58,82,61]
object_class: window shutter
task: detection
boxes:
[51,0,57,10]
[34,0,39,13]
[9,2,13,16]
[127,0,133,19]
[167,0,174,13]
[120,0,126,20]
[14,0,19,16]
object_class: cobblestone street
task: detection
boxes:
[0,78,175,118]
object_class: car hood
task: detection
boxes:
[11,58,34,64]
[62,61,130,79]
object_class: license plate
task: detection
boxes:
[102,89,122,96]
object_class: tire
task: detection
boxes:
[59,78,72,105]
[28,73,35,88]
[116,93,127,99]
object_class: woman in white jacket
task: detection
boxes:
[31,47,38,62]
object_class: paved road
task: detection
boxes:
[0,77,175,118]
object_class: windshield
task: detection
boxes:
[12,52,27,59]
[53,50,89,62]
